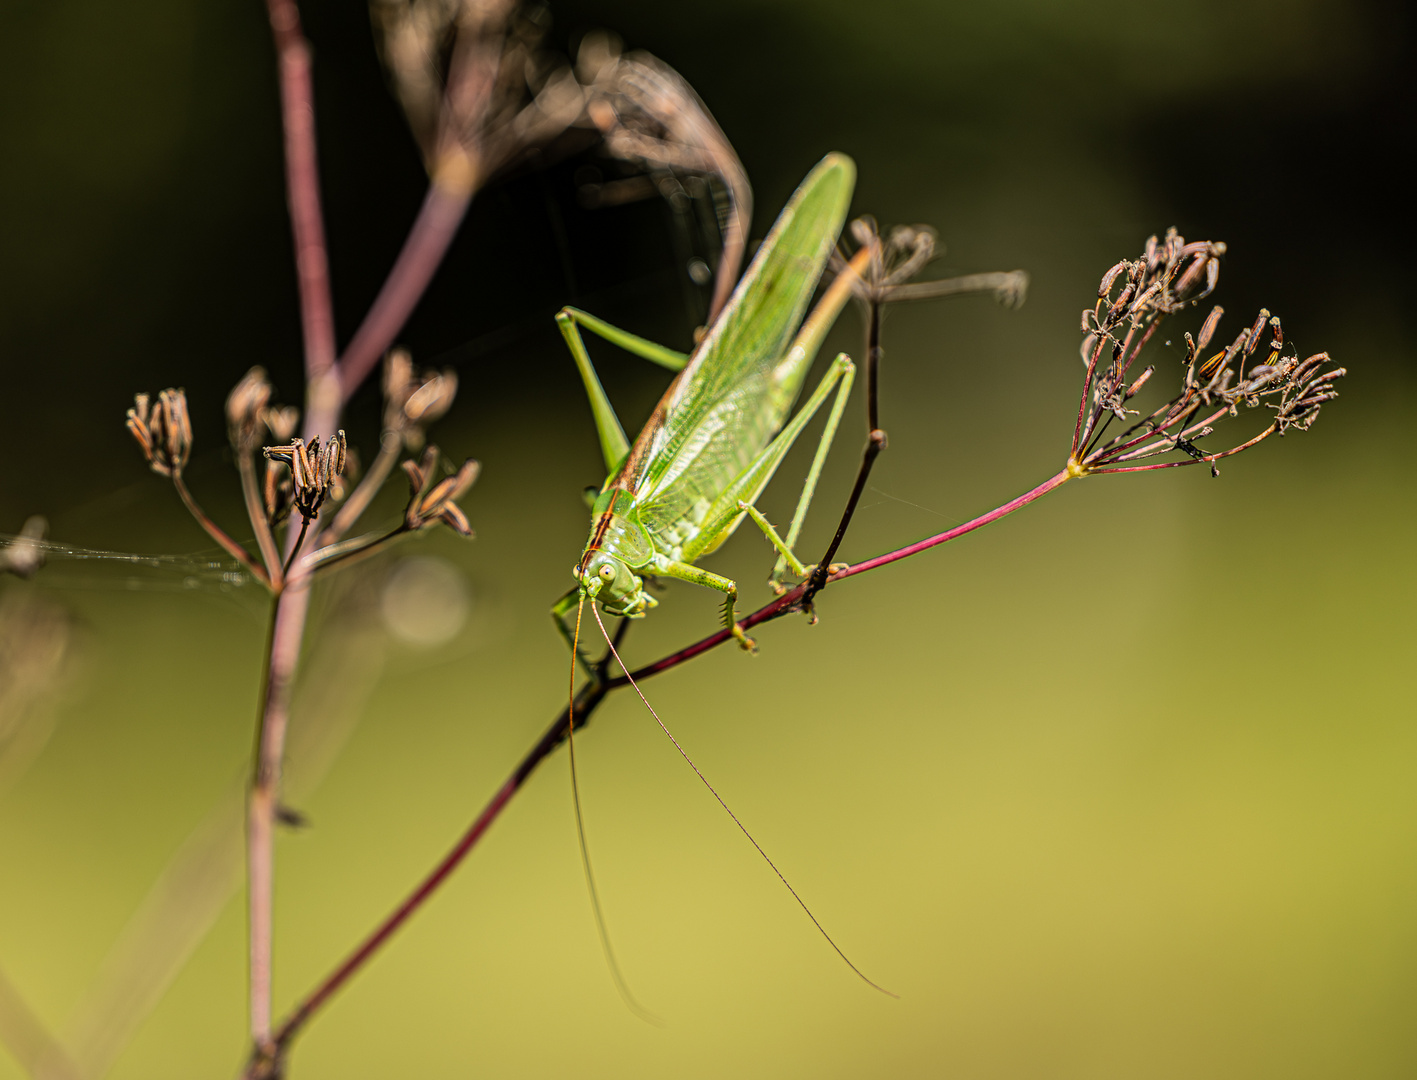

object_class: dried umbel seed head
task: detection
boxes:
[371,0,585,190]
[839,216,1028,309]
[126,388,192,477]
[850,218,937,293]
[262,405,300,443]
[1069,232,1344,477]
[402,446,479,535]
[264,431,348,521]
[227,367,273,455]
[227,367,301,457]
[382,349,459,450]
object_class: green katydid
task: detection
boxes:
[550,153,894,1000]
[551,152,867,651]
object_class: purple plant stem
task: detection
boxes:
[250,0,342,1045]
[266,0,337,384]
[247,16,481,1056]
[266,466,1077,1056]
[336,181,474,403]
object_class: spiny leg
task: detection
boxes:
[736,503,808,579]
[649,556,755,652]
[767,352,856,590]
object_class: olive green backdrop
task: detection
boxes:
[1,0,1413,1077]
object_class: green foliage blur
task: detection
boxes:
[1,0,1413,1077]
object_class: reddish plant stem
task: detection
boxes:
[336,180,475,402]
[250,0,342,1050]
[1072,332,1107,457]
[170,473,270,588]
[248,6,483,1055]
[832,467,1074,579]
[236,452,285,584]
[266,466,1077,1056]
[265,0,337,384]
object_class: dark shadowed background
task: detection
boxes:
[1,1,1414,1077]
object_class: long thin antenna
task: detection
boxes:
[589,604,897,998]
[568,597,661,1024]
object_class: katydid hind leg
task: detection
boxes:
[557,308,692,478]
[556,311,630,475]
[682,353,856,587]
[736,503,809,579]
[558,307,689,372]
[771,352,857,590]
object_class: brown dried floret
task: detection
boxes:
[126,388,192,477]
[402,447,479,535]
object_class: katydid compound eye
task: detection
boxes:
[599,563,616,581]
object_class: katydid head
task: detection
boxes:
[575,550,656,618]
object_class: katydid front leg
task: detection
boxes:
[649,555,757,652]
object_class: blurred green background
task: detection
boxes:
[1,0,1414,1076]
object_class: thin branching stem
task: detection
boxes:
[282,518,312,578]
[170,473,270,589]
[250,1,340,1045]
[245,3,493,1056]
[236,452,284,585]
[300,524,409,576]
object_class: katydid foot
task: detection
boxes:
[768,561,851,596]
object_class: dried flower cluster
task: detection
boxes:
[126,389,193,477]
[842,218,1029,309]
[371,0,587,187]
[264,432,349,522]
[382,348,458,450]
[227,367,300,457]
[402,448,480,535]
[1070,229,1345,476]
